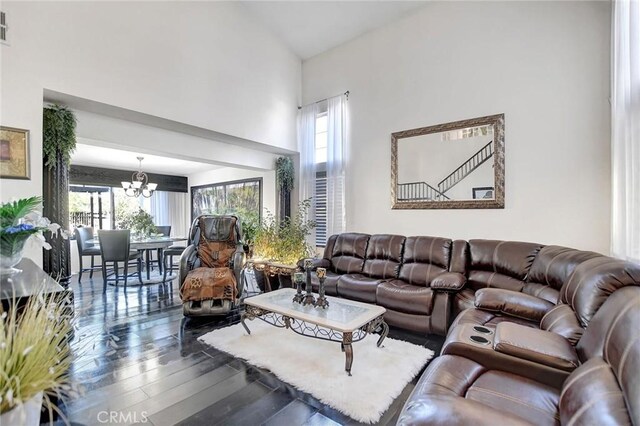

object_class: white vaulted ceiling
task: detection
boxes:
[240,1,429,60]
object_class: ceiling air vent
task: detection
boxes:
[0,12,7,43]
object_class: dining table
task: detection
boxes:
[87,235,188,282]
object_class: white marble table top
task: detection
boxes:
[244,288,386,333]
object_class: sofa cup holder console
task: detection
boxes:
[473,325,493,335]
[469,335,491,345]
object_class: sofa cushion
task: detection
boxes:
[527,245,602,291]
[330,233,370,274]
[398,354,559,426]
[450,307,539,332]
[310,271,340,296]
[468,270,527,292]
[466,240,542,293]
[540,304,584,345]
[336,273,382,303]
[362,234,405,279]
[559,358,633,426]
[522,282,561,304]
[469,240,543,280]
[560,257,640,328]
[376,280,434,316]
[454,288,476,315]
[474,288,554,322]
[398,236,451,286]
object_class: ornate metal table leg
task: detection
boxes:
[377,320,389,348]
[343,332,353,376]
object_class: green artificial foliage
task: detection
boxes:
[0,197,42,229]
[252,198,316,265]
[275,156,295,192]
[43,105,77,170]
[118,208,156,237]
[0,196,62,257]
[0,288,74,418]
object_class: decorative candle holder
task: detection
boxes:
[293,272,305,304]
[315,267,329,309]
[302,258,316,306]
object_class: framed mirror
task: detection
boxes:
[391,113,504,209]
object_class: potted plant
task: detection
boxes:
[0,290,74,425]
[251,199,316,291]
[118,208,156,238]
[0,197,65,275]
[237,210,260,258]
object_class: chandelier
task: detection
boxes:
[121,157,157,198]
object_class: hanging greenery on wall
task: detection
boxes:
[275,156,294,192]
[43,104,77,170]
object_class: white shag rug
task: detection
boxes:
[198,320,434,424]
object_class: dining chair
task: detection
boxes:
[98,230,143,292]
[75,227,102,283]
[161,224,191,283]
[148,225,172,273]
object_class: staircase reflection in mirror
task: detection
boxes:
[391,114,505,209]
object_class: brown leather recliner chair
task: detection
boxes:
[397,285,640,425]
[452,251,640,344]
[179,215,246,316]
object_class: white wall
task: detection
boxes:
[188,167,277,220]
[0,1,301,262]
[302,1,611,253]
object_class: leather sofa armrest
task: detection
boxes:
[475,288,554,321]
[398,394,535,426]
[296,257,331,270]
[179,245,197,285]
[430,272,466,291]
[232,245,246,296]
[494,322,579,371]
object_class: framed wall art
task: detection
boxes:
[0,126,30,180]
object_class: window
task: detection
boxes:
[0,12,7,43]
[191,178,262,228]
[315,113,328,246]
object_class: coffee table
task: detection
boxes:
[241,288,388,376]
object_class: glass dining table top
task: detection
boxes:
[87,236,187,248]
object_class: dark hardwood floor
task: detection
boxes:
[59,273,444,426]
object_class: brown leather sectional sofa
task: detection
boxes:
[312,233,638,335]
[312,233,639,425]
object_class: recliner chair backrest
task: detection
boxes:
[362,234,405,279]
[328,232,370,274]
[466,239,543,292]
[192,215,241,269]
[525,245,602,304]
[397,236,452,286]
[559,286,640,425]
[559,257,640,328]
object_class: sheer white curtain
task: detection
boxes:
[298,103,318,248]
[167,192,190,238]
[326,94,347,236]
[150,191,190,238]
[150,191,169,227]
[612,0,640,263]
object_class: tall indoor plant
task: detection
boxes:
[252,199,316,290]
[42,104,76,284]
[275,156,294,222]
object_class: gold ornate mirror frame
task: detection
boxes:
[391,113,505,209]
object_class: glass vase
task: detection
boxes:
[0,237,27,275]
